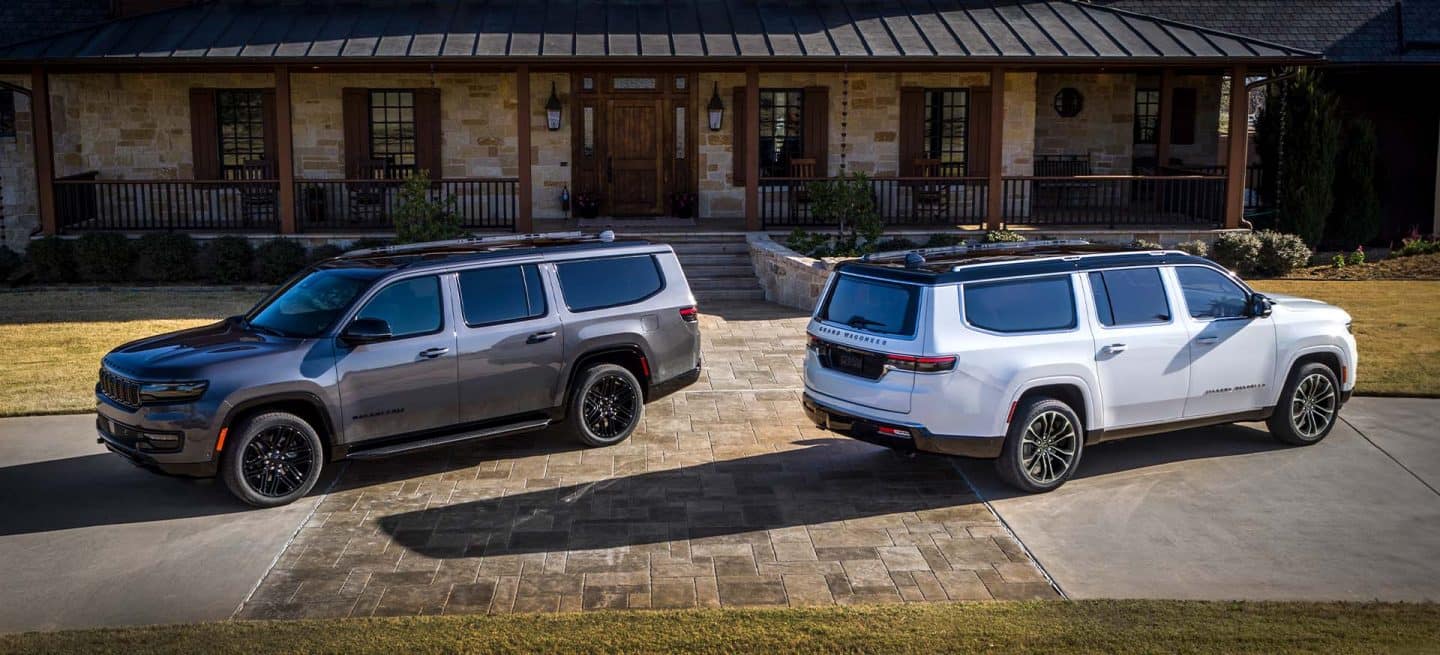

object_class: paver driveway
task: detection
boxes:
[236,302,1055,619]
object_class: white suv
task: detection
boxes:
[802,241,1357,493]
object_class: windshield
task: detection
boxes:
[245,268,386,338]
[818,274,920,337]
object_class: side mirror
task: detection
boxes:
[1248,294,1273,318]
[341,317,393,345]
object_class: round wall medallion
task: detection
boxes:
[1053,88,1084,117]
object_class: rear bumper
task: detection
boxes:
[803,394,1004,459]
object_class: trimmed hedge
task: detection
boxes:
[74,233,136,282]
[255,239,309,284]
[199,236,254,284]
[0,246,22,282]
[135,233,199,282]
[26,237,74,283]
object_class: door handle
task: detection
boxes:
[527,331,557,344]
[1102,343,1127,354]
[1196,336,1219,345]
[418,347,449,359]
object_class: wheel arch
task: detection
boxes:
[562,345,653,410]
[1008,377,1096,436]
[1276,346,1346,403]
[219,392,338,462]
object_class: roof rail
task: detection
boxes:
[340,230,614,258]
[861,239,1093,266]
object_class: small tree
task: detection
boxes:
[393,171,464,244]
[1255,68,1339,246]
[1326,117,1381,247]
[807,172,882,255]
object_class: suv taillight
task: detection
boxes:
[884,353,957,374]
[679,306,699,323]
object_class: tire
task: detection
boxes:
[1267,362,1341,446]
[568,363,645,447]
[995,397,1085,493]
[221,411,324,508]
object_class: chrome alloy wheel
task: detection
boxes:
[581,373,639,440]
[1290,372,1337,440]
[241,425,315,498]
[1021,410,1078,484]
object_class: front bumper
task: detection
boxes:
[95,396,222,477]
[803,394,1004,459]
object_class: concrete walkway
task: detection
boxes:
[961,396,1440,601]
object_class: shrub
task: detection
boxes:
[1176,240,1209,257]
[809,172,884,251]
[1347,246,1366,266]
[135,233,198,282]
[72,233,136,282]
[27,236,76,283]
[871,237,915,252]
[785,229,832,258]
[1255,68,1339,246]
[924,233,965,248]
[1395,238,1440,257]
[254,239,309,284]
[1211,231,1262,273]
[1129,239,1163,250]
[308,244,346,263]
[1254,230,1313,277]
[982,230,1026,243]
[347,237,391,252]
[393,172,465,244]
[1331,254,1346,269]
[0,245,22,281]
[1327,118,1381,248]
[198,236,254,284]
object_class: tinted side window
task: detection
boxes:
[357,276,442,338]
[1089,268,1171,327]
[1176,266,1249,319]
[556,255,664,312]
[458,264,547,327]
[818,274,920,336]
[964,276,1076,333]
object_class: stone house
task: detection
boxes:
[0,0,1318,246]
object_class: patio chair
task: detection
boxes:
[234,159,277,228]
[1034,154,1094,212]
[348,159,392,226]
[910,159,952,221]
[787,158,817,221]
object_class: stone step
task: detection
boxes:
[675,253,752,266]
[681,264,756,278]
[667,242,752,255]
[694,288,768,303]
[688,277,763,291]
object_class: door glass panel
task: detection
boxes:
[1176,266,1249,319]
[582,106,595,158]
[675,106,686,159]
[1089,268,1170,326]
[356,276,442,338]
[613,77,657,90]
[458,265,546,327]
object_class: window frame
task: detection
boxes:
[1087,266,1174,329]
[554,255,667,313]
[1172,264,1254,322]
[349,274,447,341]
[757,88,806,178]
[923,88,969,175]
[215,89,268,178]
[367,89,419,175]
[456,263,550,328]
[0,89,15,139]
[960,274,1080,335]
[1133,88,1160,146]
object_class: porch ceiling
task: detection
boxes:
[0,0,1317,67]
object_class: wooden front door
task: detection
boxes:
[605,98,665,215]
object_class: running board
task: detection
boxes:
[345,418,551,460]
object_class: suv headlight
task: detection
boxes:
[139,381,209,403]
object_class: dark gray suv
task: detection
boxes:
[96,233,702,506]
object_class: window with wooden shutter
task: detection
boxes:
[758,89,804,178]
[732,87,747,186]
[966,87,992,177]
[189,89,220,180]
[414,88,442,178]
[898,87,925,177]
[1170,87,1198,146]
[342,87,372,178]
[802,86,828,177]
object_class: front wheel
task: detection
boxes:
[996,397,1084,493]
[1267,362,1341,446]
[221,411,324,507]
[568,364,645,447]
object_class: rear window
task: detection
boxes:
[819,274,920,336]
[963,276,1076,333]
[556,255,664,312]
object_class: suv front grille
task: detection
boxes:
[99,369,142,408]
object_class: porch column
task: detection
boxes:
[984,66,1005,231]
[30,66,57,236]
[274,65,297,234]
[744,66,760,230]
[1223,65,1248,229]
[516,65,533,232]
[1155,68,1174,168]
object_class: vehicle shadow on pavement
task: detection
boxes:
[371,437,990,560]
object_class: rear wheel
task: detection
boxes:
[221,411,324,508]
[568,364,644,447]
[1267,362,1340,446]
[996,397,1084,493]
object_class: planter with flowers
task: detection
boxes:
[574,191,603,219]
[670,191,699,219]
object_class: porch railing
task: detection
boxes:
[1161,164,1266,211]
[1000,175,1227,228]
[53,176,517,233]
[759,176,988,228]
[295,178,517,232]
[55,175,282,232]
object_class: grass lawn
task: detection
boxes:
[2,601,1438,654]
[0,278,1435,417]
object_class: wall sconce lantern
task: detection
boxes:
[706,82,725,131]
[545,82,563,131]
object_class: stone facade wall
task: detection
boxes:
[1132,74,1224,167]
[1033,72,1135,174]
[696,72,745,219]
[748,233,833,311]
[1,75,38,248]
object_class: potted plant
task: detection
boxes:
[670,191,699,219]
[574,191,603,219]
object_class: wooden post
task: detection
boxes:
[1224,65,1249,229]
[1156,68,1174,169]
[744,66,760,231]
[985,66,1005,231]
[30,66,57,236]
[516,65,533,232]
[274,65,297,234]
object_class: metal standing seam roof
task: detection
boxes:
[0,0,1319,64]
